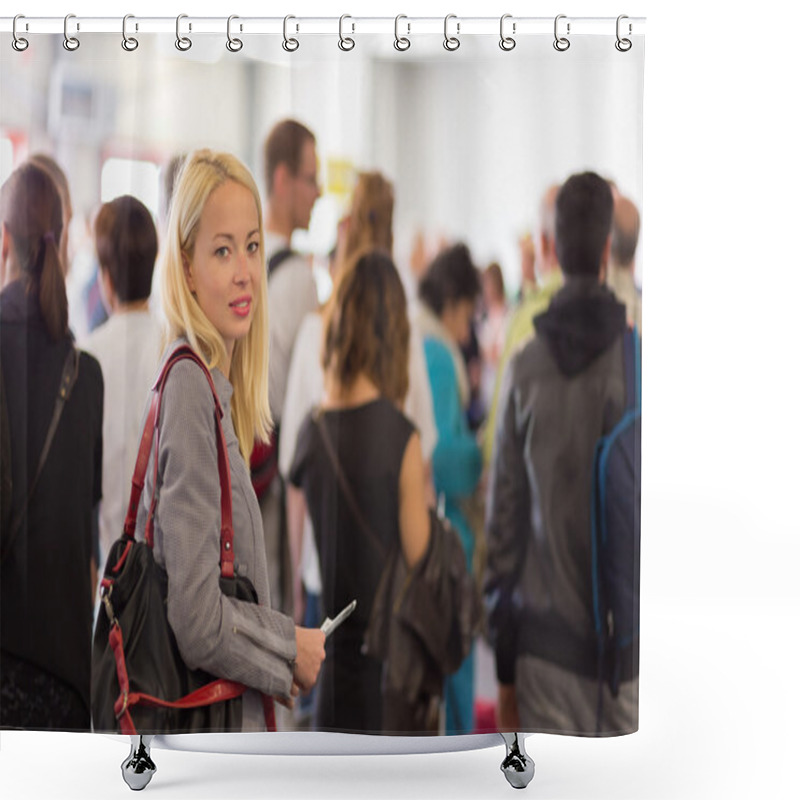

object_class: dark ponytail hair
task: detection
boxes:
[0,163,68,341]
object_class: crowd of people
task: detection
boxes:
[0,117,641,738]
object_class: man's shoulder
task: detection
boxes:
[267,247,303,274]
[268,251,314,291]
[507,333,552,383]
[80,314,118,352]
[80,312,160,367]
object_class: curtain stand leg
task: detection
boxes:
[499,732,535,789]
[121,734,156,791]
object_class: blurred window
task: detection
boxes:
[100,157,159,219]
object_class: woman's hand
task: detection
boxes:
[293,626,326,693]
[275,681,301,710]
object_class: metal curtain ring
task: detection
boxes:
[338,14,355,51]
[553,14,570,52]
[122,14,139,51]
[176,14,192,51]
[226,15,243,52]
[12,15,29,52]
[283,15,299,52]
[63,14,80,51]
[443,14,460,52]
[394,14,410,51]
[615,15,632,52]
[499,13,516,51]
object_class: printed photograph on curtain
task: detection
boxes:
[0,27,644,739]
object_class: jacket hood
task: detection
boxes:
[533,277,627,377]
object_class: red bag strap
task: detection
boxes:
[121,345,236,579]
[109,619,277,734]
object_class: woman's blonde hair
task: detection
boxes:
[161,149,271,461]
[341,171,394,264]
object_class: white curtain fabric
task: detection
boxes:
[1,24,643,744]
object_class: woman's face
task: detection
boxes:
[442,297,475,346]
[183,180,262,367]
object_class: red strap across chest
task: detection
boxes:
[120,345,235,577]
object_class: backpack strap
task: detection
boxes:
[2,344,79,562]
[268,248,295,278]
[622,326,641,412]
[121,345,236,579]
[314,408,388,560]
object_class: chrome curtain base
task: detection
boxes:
[117,733,533,790]
[500,732,535,789]
[121,735,156,791]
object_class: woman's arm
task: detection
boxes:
[398,432,431,569]
[151,360,298,700]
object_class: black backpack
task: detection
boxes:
[590,327,641,723]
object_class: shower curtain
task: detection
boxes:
[0,14,644,748]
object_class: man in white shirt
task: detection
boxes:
[257,119,321,615]
[80,196,162,579]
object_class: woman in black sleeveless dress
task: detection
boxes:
[290,250,430,734]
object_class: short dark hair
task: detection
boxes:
[264,119,316,196]
[94,195,158,303]
[555,172,614,277]
[418,243,481,316]
[322,250,409,405]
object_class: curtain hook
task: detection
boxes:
[122,14,139,52]
[394,15,410,51]
[226,15,243,52]
[339,14,355,51]
[283,15,299,52]
[176,14,192,51]
[12,14,29,52]
[615,15,632,52]
[443,14,460,52]
[499,14,516,51]
[63,14,80,51]
[553,14,570,52]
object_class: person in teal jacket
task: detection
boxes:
[416,243,483,734]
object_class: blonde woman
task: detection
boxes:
[336,170,395,271]
[137,150,325,733]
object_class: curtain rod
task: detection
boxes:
[1,15,646,37]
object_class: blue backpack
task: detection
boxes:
[591,327,641,723]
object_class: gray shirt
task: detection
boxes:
[136,340,296,719]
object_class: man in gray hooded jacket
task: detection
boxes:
[485,171,639,736]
